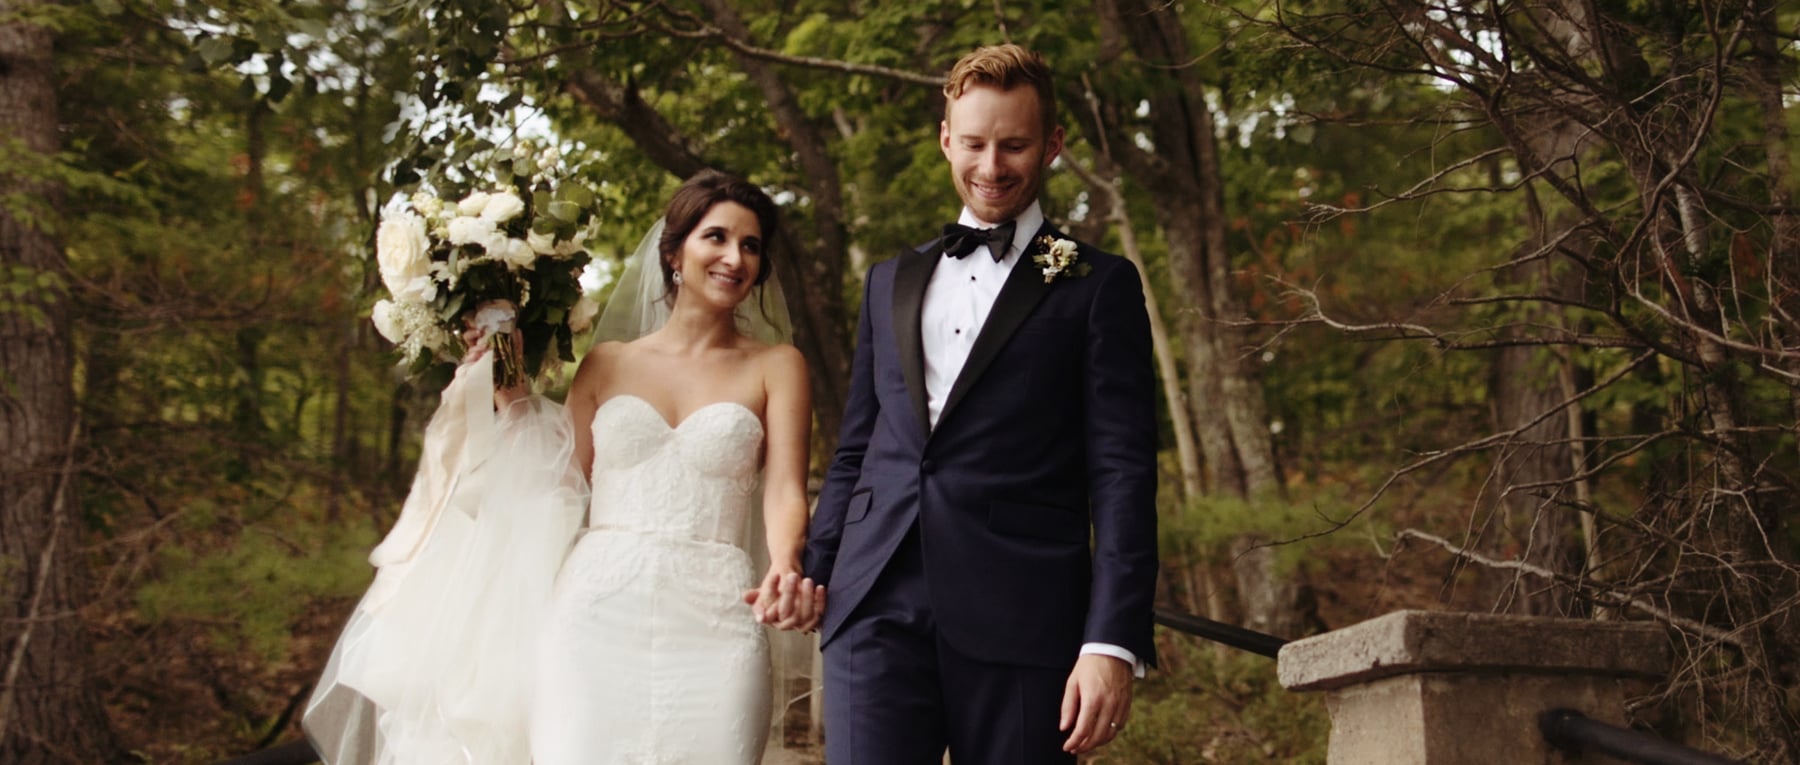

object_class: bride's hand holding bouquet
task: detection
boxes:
[369,142,602,390]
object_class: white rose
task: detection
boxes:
[554,230,587,257]
[498,237,537,269]
[447,216,497,248]
[371,299,403,344]
[481,190,526,223]
[457,191,492,217]
[410,191,442,217]
[392,275,437,304]
[375,208,431,298]
[527,229,557,255]
[540,145,561,165]
[568,293,600,333]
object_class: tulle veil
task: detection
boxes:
[302,355,587,764]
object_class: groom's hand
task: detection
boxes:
[1059,654,1133,754]
[743,572,826,632]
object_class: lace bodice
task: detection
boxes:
[587,395,764,547]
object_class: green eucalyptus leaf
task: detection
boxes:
[553,183,594,208]
[197,36,235,66]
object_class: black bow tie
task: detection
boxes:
[940,221,1017,262]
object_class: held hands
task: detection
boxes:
[1059,654,1134,754]
[742,570,826,633]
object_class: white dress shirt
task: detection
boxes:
[920,201,1143,676]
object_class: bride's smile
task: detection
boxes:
[673,202,763,312]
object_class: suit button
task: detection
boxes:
[920,459,937,474]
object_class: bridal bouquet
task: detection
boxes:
[369,143,601,388]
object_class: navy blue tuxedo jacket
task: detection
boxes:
[804,223,1159,669]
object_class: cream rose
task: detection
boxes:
[568,293,600,333]
[480,190,526,224]
[447,216,497,248]
[456,191,492,217]
[497,237,537,269]
[375,208,431,301]
[527,229,557,255]
[371,299,403,344]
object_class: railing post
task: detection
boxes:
[1277,610,1667,764]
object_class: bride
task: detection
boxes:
[303,170,823,764]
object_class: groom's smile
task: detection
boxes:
[941,83,1065,226]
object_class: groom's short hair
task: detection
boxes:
[943,44,1057,136]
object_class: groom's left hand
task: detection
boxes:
[1059,654,1133,754]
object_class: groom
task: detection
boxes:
[802,44,1159,763]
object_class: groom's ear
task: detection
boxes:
[939,119,952,158]
[1042,125,1065,167]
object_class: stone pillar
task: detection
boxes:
[1277,610,1667,765]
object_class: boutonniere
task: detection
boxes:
[1033,236,1091,283]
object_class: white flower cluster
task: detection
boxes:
[1033,236,1088,283]
[368,145,603,368]
[371,298,453,361]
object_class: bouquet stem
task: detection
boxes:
[490,330,524,390]
[472,301,525,392]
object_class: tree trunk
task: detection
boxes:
[1485,161,1581,617]
[1088,0,1280,500]
[0,4,119,760]
[1747,0,1800,468]
[1085,0,1314,639]
[1066,157,1203,505]
[1487,316,1580,615]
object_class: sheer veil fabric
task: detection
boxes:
[592,217,814,754]
[302,354,587,764]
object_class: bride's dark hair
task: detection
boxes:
[656,169,780,296]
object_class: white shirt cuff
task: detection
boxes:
[1080,642,1145,678]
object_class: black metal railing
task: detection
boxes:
[1151,605,1289,658]
[1540,709,1746,765]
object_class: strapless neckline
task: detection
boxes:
[597,393,761,435]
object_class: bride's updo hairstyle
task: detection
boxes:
[656,169,780,299]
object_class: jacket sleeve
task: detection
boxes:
[1079,256,1161,665]
[803,269,880,587]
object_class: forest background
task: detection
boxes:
[2,0,1797,763]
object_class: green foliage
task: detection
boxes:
[1163,488,1380,575]
[135,512,375,663]
[0,263,65,329]
[1107,638,1328,764]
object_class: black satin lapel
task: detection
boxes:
[937,227,1055,428]
[892,245,936,435]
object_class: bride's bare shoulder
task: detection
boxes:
[572,340,632,391]
[750,342,807,390]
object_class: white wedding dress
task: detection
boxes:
[304,361,780,765]
[530,394,772,764]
